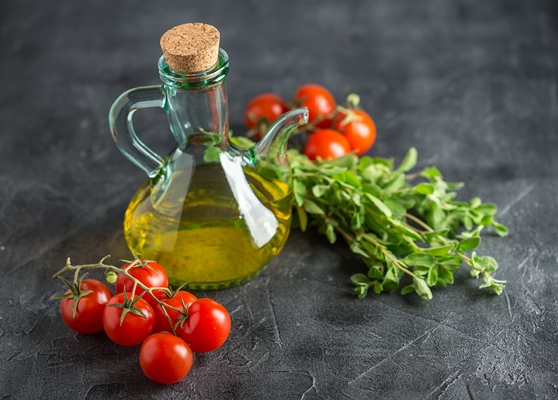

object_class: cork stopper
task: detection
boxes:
[160,23,220,73]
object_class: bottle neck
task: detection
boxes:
[158,49,230,149]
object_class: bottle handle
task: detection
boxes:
[109,85,166,178]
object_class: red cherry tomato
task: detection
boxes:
[115,260,168,308]
[334,109,376,155]
[177,298,231,353]
[103,292,155,346]
[244,93,288,139]
[139,333,193,384]
[294,84,336,125]
[153,290,198,333]
[303,129,351,161]
[59,279,112,334]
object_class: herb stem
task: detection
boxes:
[405,213,434,232]
[404,172,422,180]
[364,205,428,241]
[323,215,415,280]
[402,215,479,270]
[360,233,418,279]
[293,172,334,183]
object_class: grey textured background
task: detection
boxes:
[1,0,558,399]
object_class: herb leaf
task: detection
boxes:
[289,148,507,300]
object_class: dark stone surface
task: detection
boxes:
[1,0,557,398]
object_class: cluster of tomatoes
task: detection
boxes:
[57,260,230,385]
[244,84,377,159]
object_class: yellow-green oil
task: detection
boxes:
[123,163,292,289]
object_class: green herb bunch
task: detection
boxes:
[289,148,508,300]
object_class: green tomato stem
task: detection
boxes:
[53,257,185,334]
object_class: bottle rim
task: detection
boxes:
[158,48,229,87]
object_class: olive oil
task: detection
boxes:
[123,163,292,289]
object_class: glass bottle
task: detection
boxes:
[109,24,307,289]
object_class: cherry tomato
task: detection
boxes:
[294,84,336,125]
[334,109,376,155]
[140,333,193,384]
[103,292,155,346]
[153,290,198,333]
[303,129,351,161]
[177,298,231,353]
[59,279,112,335]
[244,93,288,139]
[115,260,168,308]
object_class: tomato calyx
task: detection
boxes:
[154,284,191,334]
[335,93,362,124]
[345,93,361,108]
[121,258,159,274]
[54,275,93,318]
[106,290,149,326]
[156,281,188,300]
[173,296,191,329]
[335,107,360,126]
[116,259,169,309]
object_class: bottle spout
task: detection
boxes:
[254,108,308,158]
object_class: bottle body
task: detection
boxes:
[110,47,307,290]
[123,151,293,289]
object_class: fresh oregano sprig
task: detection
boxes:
[289,147,508,300]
